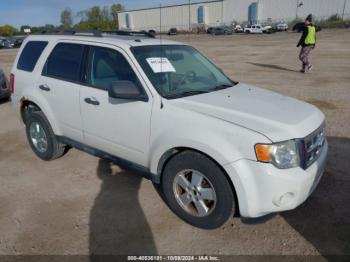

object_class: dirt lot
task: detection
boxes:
[0,30,349,259]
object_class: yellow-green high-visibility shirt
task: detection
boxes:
[305,25,316,45]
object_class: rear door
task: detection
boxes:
[37,42,85,142]
[80,45,152,166]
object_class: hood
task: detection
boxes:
[169,83,324,142]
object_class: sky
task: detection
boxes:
[0,0,195,28]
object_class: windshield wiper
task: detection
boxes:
[165,90,209,99]
[211,83,233,91]
[211,81,239,92]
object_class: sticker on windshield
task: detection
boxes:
[146,57,176,73]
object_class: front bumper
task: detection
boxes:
[224,140,328,218]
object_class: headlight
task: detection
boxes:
[255,140,300,169]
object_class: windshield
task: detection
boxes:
[131,45,235,99]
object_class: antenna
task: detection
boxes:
[160,3,163,63]
[159,3,164,109]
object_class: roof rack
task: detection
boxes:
[103,30,156,38]
[39,29,156,39]
[63,30,102,37]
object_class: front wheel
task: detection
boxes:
[162,151,236,229]
[25,111,67,161]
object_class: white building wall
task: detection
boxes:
[118,1,224,32]
[259,0,350,22]
[223,0,256,24]
[222,0,350,24]
[118,0,350,31]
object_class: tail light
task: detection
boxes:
[10,73,14,94]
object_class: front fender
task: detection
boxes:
[148,121,269,176]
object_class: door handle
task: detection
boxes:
[39,84,50,92]
[84,97,100,106]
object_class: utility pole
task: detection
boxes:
[342,0,347,20]
[160,4,162,34]
[295,0,303,19]
[188,0,191,32]
[221,0,224,25]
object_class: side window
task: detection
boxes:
[87,46,140,90]
[17,41,48,72]
[45,43,84,82]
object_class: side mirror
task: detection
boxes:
[108,80,148,102]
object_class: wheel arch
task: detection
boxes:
[19,97,62,136]
[156,147,240,216]
[20,99,41,123]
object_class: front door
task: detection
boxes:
[80,45,152,166]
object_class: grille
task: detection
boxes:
[300,124,326,169]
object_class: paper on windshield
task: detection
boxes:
[146,57,176,73]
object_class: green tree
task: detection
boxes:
[0,24,17,36]
[74,4,124,31]
[110,4,124,29]
[61,8,73,29]
[75,21,90,31]
[86,6,102,29]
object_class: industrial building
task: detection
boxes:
[118,0,350,31]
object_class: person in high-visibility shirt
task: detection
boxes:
[296,14,321,73]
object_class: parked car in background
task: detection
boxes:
[168,28,178,35]
[262,25,276,34]
[13,37,25,48]
[234,25,244,33]
[0,68,10,101]
[148,29,156,37]
[0,39,5,49]
[244,24,263,34]
[3,39,15,48]
[206,27,215,34]
[277,22,288,31]
[1,37,25,49]
[208,26,233,35]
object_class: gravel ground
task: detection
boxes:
[0,29,349,259]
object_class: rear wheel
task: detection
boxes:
[162,151,235,229]
[25,111,67,161]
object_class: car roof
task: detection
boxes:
[24,34,185,49]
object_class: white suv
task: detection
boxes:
[244,24,263,34]
[11,31,327,229]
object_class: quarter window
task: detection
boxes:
[17,41,48,72]
[87,46,140,90]
[45,43,84,82]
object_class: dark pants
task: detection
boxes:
[299,46,314,69]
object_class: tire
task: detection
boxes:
[161,151,235,229]
[25,111,67,161]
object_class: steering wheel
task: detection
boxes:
[180,71,197,84]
